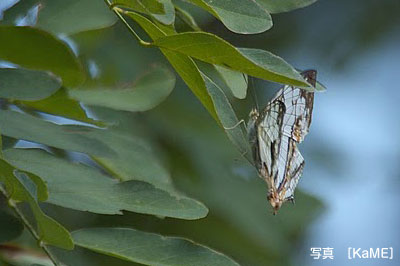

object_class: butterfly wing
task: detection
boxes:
[272,70,316,143]
[256,100,285,186]
[254,70,316,205]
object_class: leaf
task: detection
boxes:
[0,159,74,249]
[89,126,176,192]
[124,11,219,123]
[72,228,239,266]
[19,88,102,126]
[0,210,24,243]
[0,0,40,25]
[36,0,117,35]
[0,68,61,101]
[214,65,247,99]
[174,5,201,31]
[186,0,272,34]
[113,0,175,25]
[0,26,85,87]
[315,80,326,92]
[0,128,3,158]
[69,65,176,112]
[4,148,208,220]
[199,69,253,163]
[0,110,115,157]
[113,0,165,14]
[152,32,311,87]
[256,0,318,14]
[24,172,48,202]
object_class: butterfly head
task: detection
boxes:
[249,108,259,121]
[267,189,283,215]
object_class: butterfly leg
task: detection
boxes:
[223,119,246,130]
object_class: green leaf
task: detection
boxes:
[0,210,24,243]
[148,0,175,25]
[199,69,252,163]
[24,172,48,202]
[315,80,326,92]
[113,0,165,14]
[186,0,272,34]
[36,0,117,35]
[257,0,318,14]
[19,88,103,126]
[174,5,201,31]
[0,26,85,87]
[0,0,39,25]
[0,68,61,101]
[1,136,17,151]
[4,148,208,220]
[113,0,175,25]
[69,65,176,112]
[89,126,176,192]
[0,110,115,157]
[124,11,219,123]
[0,129,3,159]
[152,32,311,87]
[72,228,239,266]
[0,159,74,249]
[214,65,247,99]
[83,107,172,194]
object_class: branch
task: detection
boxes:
[103,0,152,47]
[0,186,61,266]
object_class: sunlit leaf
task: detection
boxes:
[69,65,176,112]
[0,210,24,244]
[257,0,318,14]
[73,228,239,266]
[0,68,61,101]
[0,110,114,157]
[0,26,85,87]
[0,159,73,249]
[152,32,311,87]
[186,0,272,34]
[4,148,208,220]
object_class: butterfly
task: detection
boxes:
[247,70,316,214]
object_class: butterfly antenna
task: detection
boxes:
[248,75,259,111]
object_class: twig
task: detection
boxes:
[0,186,61,266]
[103,0,152,47]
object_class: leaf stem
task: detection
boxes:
[0,186,61,266]
[103,0,152,47]
[175,6,201,31]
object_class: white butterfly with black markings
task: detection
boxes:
[247,70,316,214]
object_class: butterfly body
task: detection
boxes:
[248,70,316,214]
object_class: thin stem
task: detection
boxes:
[0,186,61,266]
[103,0,152,46]
[175,6,201,31]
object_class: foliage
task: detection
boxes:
[0,0,323,265]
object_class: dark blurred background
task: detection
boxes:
[1,0,400,265]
